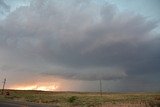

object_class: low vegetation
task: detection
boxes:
[0,90,160,107]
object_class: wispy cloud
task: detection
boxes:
[0,0,10,14]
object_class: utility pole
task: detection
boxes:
[1,78,6,95]
[99,79,102,97]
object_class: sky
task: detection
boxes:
[0,0,160,92]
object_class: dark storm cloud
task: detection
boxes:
[0,0,160,91]
[42,67,127,81]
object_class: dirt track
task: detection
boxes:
[0,101,57,107]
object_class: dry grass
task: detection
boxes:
[0,90,160,107]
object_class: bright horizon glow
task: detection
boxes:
[10,84,59,91]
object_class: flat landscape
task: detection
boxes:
[0,90,160,107]
[0,0,160,107]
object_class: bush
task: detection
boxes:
[68,96,78,103]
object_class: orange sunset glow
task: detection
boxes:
[10,84,59,91]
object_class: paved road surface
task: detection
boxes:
[0,101,58,107]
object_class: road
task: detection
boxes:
[0,101,58,107]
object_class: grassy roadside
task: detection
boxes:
[0,90,160,107]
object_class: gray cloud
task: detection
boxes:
[42,67,127,81]
[0,0,10,14]
[0,0,160,91]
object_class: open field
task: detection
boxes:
[0,90,160,107]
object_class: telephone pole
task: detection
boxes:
[1,78,6,95]
[99,79,102,97]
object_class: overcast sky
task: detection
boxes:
[0,0,160,92]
